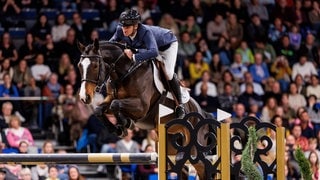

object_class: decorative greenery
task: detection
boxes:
[241,126,263,180]
[294,147,312,180]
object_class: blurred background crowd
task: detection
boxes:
[0,0,319,179]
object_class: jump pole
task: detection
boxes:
[0,153,158,165]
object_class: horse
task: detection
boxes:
[77,39,215,179]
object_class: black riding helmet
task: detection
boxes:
[119,9,141,26]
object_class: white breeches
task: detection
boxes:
[157,41,178,80]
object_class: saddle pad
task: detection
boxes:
[152,62,190,104]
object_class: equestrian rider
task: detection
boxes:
[109,9,185,118]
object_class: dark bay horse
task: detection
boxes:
[77,39,214,179]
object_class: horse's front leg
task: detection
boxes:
[110,97,149,137]
[94,95,118,133]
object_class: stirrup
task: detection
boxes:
[175,105,185,119]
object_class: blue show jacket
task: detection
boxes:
[109,24,177,62]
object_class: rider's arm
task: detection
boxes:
[109,25,123,42]
[133,30,158,62]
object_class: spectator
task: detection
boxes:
[0,58,14,84]
[31,53,52,88]
[308,150,319,179]
[132,0,151,23]
[229,0,249,26]
[23,77,41,127]
[141,130,157,152]
[70,12,90,44]
[238,82,263,112]
[0,0,23,31]
[247,0,269,22]
[294,74,307,96]
[40,34,59,67]
[177,31,197,61]
[308,1,320,33]
[253,38,277,64]
[18,33,38,63]
[304,138,320,158]
[273,0,296,27]
[169,0,193,26]
[12,59,33,94]
[292,55,317,83]
[188,51,210,85]
[116,129,140,179]
[288,82,307,112]
[263,81,282,104]
[296,110,315,139]
[180,15,202,44]
[194,71,217,98]
[270,56,292,92]
[196,38,212,64]
[306,75,320,99]
[288,25,302,50]
[291,124,309,151]
[41,140,54,154]
[249,52,270,85]
[226,13,243,49]
[218,82,238,113]
[206,14,226,50]
[0,32,19,63]
[53,53,75,85]
[100,0,121,35]
[0,73,19,98]
[51,13,70,43]
[56,28,81,64]
[31,13,52,46]
[31,164,48,180]
[6,115,34,148]
[299,33,319,65]
[46,165,59,180]
[232,103,247,123]
[240,72,264,96]
[307,94,320,131]
[276,35,297,65]
[18,140,29,154]
[230,52,248,83]
[138,144,158,180]
[235,40,254,66]
[246,14,267,47]
[158,13,180,38]
[68,165,85,180]
[268,17,287,46]
[209,53,226,84]
[261,97,278,122]
[4,164,21,179]
[20,167,32,180]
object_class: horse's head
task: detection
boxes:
[77,39,107,104]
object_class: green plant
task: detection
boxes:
[241,126,263,180]
[294,147,312,180]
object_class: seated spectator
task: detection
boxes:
[194,71,217,98]
[226,13,243,49]
[6,115,34,149]
[196,39,212,64]
[138,144,158,180]
[288,25,302,50]
[177,32,197,78]
[53,53,74,85]
[308,2,320,35]
[70,12,90,44]
[23,78,41,127]
[206,14,226,50]
[51,13,70,43]
[31,13,52,46]
[268,17,287,46]
[158,13,180,38]
[209,53,226,84]
[56,28,81,63]
[261,97,278,123]
[12,59,33,94]
[229,52,248,83]
[188,51,210,86]
[18,140,30,155]
[308,150,320,179]
[291,124,309,151]
[307,95,320,132]
[291,55,318,83]
[68,165,85,180]
[276,35,297,65]
[31,164,48,180]
[288,82,307,112]
[240,72,264,96]
[247,0,269,22]
[306,75,320,100]
[41,140,54,154]
[218,83,238,113]
[19,167,32,180]
[299,33,319,65]
[263,81,282,104]
[0,32,18,64]
[18,33,39,63]
[40,34,59,68]
[46,165,59,180]
[4,164,21,179]
[270,56,292,92]
[253,38,277,64]
[246,14,267,48]
[294,74,307,96]
[218,70,240,96]
[304,138,320,159]
[31,53,52,88]
[0,59,13,85]
[238,83,263,112]
[235,41,254,66]
[249,52,270,85]
[296,110,315,139]
[0,71,17,98]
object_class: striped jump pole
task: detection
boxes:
[0,153,158,165]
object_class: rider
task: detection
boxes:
[109,9,185,118]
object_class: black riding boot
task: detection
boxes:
[169,74,186,118]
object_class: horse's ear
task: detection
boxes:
[77,40,85,53]
[94,38,99,50]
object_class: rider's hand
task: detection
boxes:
[124,49,133,60]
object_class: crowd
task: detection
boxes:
[0,0,319,179]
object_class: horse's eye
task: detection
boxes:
[93,64,98,69]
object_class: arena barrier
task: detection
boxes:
[0,153,158,165]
